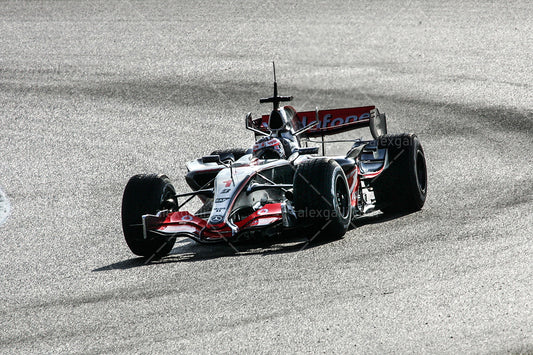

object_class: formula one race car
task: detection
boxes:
[121,67,427,258]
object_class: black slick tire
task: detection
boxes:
[372,134,427,214]
[293,158,352,240]
[121,174,177,258]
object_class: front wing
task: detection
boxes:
[143,203,284,243]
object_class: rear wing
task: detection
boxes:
[251,105,387,139]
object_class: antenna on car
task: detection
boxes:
[259,61,293,110]
[273,61,277,88]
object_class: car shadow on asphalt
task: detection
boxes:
[93,211,409,271]
[349,211,411,229]
[93,235,319,271]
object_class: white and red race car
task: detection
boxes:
[121,69,427,258]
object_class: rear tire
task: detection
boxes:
[121,174,177,257]
[293,159,352,240]
[372,134,427,213]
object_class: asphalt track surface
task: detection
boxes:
[1,1,532,353]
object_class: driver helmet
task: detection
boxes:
[252,137,286,160]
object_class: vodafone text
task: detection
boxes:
[300,113,370,129]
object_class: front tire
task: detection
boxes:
[121,174,177,257]
[293,159,352,240]
[372,134,427,213]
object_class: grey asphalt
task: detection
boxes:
[1,1,532,353]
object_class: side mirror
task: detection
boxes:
[294,120,319,137]
[369,108,388,139]
[297,147,319,155]
[201,155,221,164]
[245,112,269,137]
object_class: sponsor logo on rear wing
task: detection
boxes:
[257,106,376,137]
[297,106,375,137]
